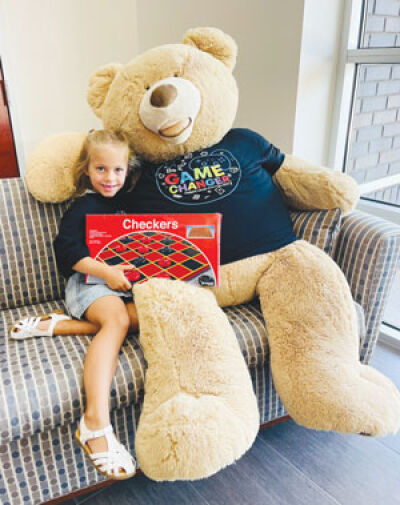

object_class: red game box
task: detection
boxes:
[86,214,222,287]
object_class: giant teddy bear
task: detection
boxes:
[26,28,400,481]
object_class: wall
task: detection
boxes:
[293,0,345,165]
[1,0,345,171]
[137,0,305,153]
[0,0,138,174]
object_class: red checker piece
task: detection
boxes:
[141,236,152,244]
[125,269,141,282]
[114,244,127,253]
[155,272,171,279]
[137,245,150,254]
[158,258,172,267]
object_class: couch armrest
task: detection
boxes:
[334,210,400,364]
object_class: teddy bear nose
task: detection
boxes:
[150,84,178,108]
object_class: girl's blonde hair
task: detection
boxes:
[73,129,141,197]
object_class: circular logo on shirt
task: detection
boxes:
[156,149,241,205]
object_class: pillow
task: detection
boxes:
[290,208,342,257]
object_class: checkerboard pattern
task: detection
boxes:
[96,232,210,283]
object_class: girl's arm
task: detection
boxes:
[73,257,133,292]
[54,195,133,288]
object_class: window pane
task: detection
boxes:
[361,0,400,48]
[346,63,400,205]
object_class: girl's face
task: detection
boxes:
[86,143,129,198]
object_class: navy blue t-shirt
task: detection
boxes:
[54,192,125,278]
[119,128,297,265]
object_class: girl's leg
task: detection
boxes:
[41,318,99,335]
[81,296,130,454]
[23,302,139,335]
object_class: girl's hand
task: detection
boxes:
[104,265,134,292]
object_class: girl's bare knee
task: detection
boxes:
[113,311,130,332]
[85,296,128,324]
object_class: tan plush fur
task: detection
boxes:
[25,27,400,481]
[133,279,259,480]
[212,242,400,435]
[275,154,361,214]
[26,132,86,202]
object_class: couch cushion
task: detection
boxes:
[0,178,68,310]
[290,208,342,256]
[0,298,365,444]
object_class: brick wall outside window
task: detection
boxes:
[347,0,400,204]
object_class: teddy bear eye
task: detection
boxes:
[145,86,150,91]
[173,73,178,78]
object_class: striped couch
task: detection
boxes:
[1,177,399,505]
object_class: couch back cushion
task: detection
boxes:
[0,178,68,310]
[290,208,342,256]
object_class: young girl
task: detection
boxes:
[10,129,140,480]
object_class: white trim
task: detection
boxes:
[347,47,400,63]
[328,0,363,171]
[379,323,400,351]
[359,174,400,195]
[357,198,400,224]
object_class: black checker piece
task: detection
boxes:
[199,275,215,286]
[132,257,149,267]
[159,246,175,255]
[120,236,135,244]
[160,238,175,245]
[181,247,199,257]
[106,256,125,265]
[182,259,204,270]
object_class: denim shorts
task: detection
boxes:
[64,272,134,319]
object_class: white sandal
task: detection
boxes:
[9,310,71,340]
[75,415,136,480]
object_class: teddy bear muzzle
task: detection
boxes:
[139,76,201,145]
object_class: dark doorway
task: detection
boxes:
[0,59,19,178]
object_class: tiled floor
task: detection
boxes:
[63,342,400,505]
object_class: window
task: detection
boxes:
[331,0,400,343]
[344,0,400,207]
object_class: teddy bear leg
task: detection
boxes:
[133,278,259,481]
[256,240,400,436]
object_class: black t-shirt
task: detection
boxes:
[119,128,297,264]
[54,192,125,278]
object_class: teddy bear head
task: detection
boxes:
[88,27,238,163]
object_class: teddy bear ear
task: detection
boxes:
[183,27,237,71]
[87,63,123,118]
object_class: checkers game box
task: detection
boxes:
[86,214,222,287]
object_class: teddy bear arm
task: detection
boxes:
[273,154,360,215]
[26,132,87,203]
